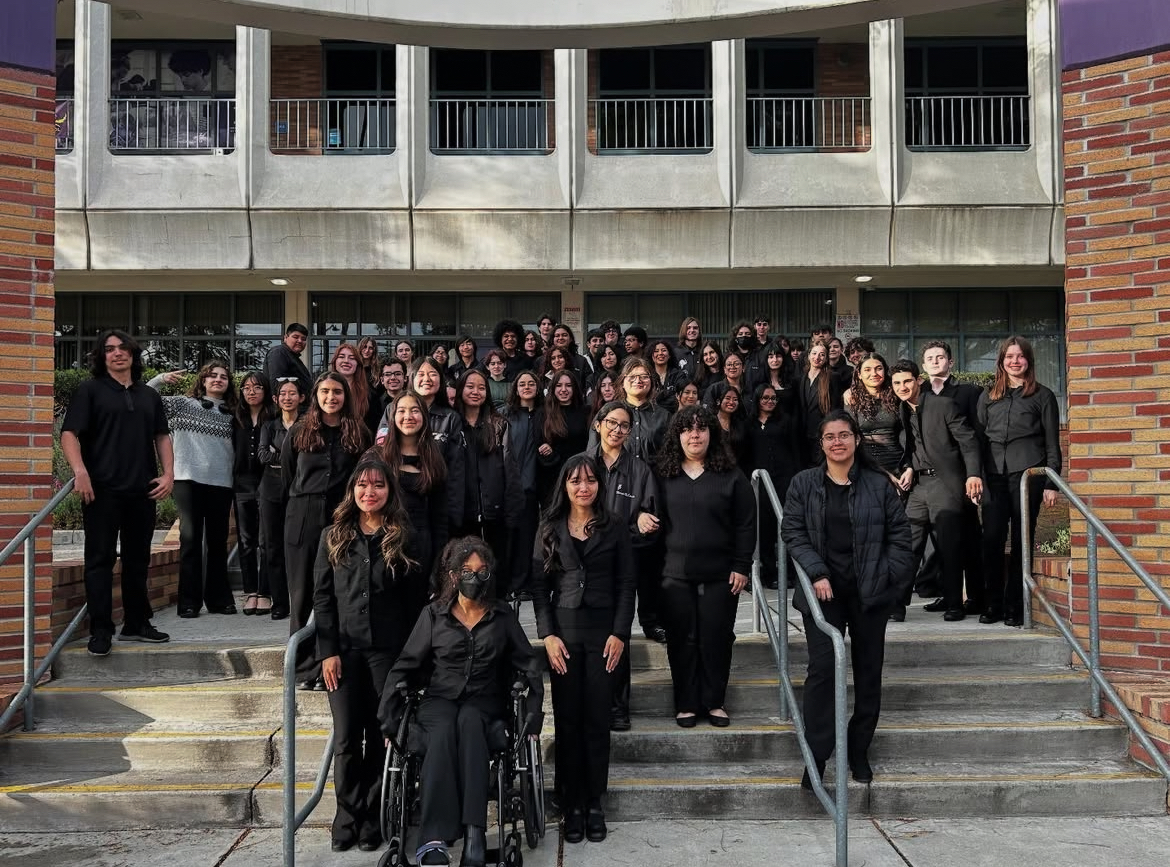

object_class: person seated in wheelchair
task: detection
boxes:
[380,536,544,867]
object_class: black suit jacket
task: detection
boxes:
[933,376,984,435]
[898,391,982,485]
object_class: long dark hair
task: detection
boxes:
[693,340,724,389]
[505,370,544,413]
[818,408,879,473]
[989,335,1039,400]
[589,371,619,415]
[291,372,370,454]
[378,392,447,494]
[410,356,451,408]
[235,371,273,428]
[330,342,371,421]
[433,535,497,604]
[90,329,144,381]
[806,340,834,414]
[538,454,612,576]
[848,352,898,419]
[325,456,415,571]
[541,370,585,442]
[656,404,736,478]
[454,368,506,455]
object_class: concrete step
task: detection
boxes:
[51,630,1073,683]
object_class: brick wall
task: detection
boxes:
[816,42,871,150]
[1062,50,1170,763]
[270,45,324,153]
[0,64,56,717]
[52,547,180,640]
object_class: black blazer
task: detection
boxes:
[897,391,982,485]
[531,519,637,642]
[934,376,984,431]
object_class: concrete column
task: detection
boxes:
[402,45,428,208]
[726,39,746,206]
[564,48,587,209]
[711,39,734,207]
[78,0,110,205]
[554,48,575,209]
[237,26,267,209]
[1027,0,1060,203]
[869,18,903,205]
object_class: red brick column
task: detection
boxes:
[0,64,56,720]
[1062,50,1170,763]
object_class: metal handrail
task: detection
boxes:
[905,94,1031,150]
[590,97,714,153]
[270,98,397,153]
[746,96,872,151]
[750,470,848,867]
[1020,468,1170,782]
[0,478,80,734]
[283,614,335,867]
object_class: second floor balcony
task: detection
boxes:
[590,97,714,154]
[108,97,236,153]
[905,94,1031,150]
[428,98,553,154]
[269,98,396,153]
[747,96,872,152]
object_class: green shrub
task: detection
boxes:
[1037,526,1071,556]
[950,370,996,390]
[52,491,178,531]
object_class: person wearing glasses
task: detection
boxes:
[533,454,636,844]
[148,362,239,619]
[258,375,306,621]
[378,357,408,410]
[781,410,914,787]
[61,330,174,657]
[655,405,755,729]
[233,372,273,616]
[588,402,660,731]
[381,537,543,867]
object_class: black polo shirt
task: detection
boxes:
[61,376,169,495]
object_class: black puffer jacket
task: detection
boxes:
[461,414,524,529]
[781,463,914,613]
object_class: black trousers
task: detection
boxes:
[983,471,1044,618]
[660,578,739,714]
[259,495,288,610]
[285,493,329,678]
[82,488,156,637]
[172,480,235,613]
[634,541,663,632]
[416,696,498,841]
[233,484,266,596]
[902,475,965,610]
[913,498,985,608]
[552,612,615,809]
[328,648,394,844]
[802,591,888,765]
[507,492,539,595]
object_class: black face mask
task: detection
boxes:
[457,568,492,601]
[735,336,753,349]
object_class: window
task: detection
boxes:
[54,293,284,371]
[108,40,237,152]
[302,42,398,152]
[593,45,713,152]
[309,293,560,369]
[904,39,1030,149]
[429,49,550,153]
[55,41,76,153]
[861,288,1065,414]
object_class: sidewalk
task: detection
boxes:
[3,817,1170,867]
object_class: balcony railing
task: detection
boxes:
[270,98,396,154]
[108,97,236,153]
[747,97,872,151]
[429,99,553,153]
[905,95,1031,150]
[55,98,74,153]
[591,97,714,153]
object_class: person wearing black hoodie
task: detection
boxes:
[492,318,531,381]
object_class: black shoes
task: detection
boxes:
[87,632,112,657]
[963,600,984,615]
[119,622,170,643]
[675,713,698,728]
[178,607,199,619]
[888,606,906,622]
[708,709,730,728]
[800,759,827,791]
[298,677,326,691]
[206,604,237,615]
[1004,612,1024,628]
[610,711,631,732]
[923,597,947,612]
[943,609,966,622]
[460,825,486,867]
[851,756,874,784]
[331,838,354,852]
[978,608,1003,624]
[585,807,607,842]
[643,625,667,644]
[563,808,586,844]
[358,839,381,852]
[270,607,289,621]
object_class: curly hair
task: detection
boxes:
[848,352,899,420]
[292,372,370,454]
[538,454,612,577]
[325,456,416,572]
[655,404,736,478]
[190,361,239,413]
[378,392,447,494]
[433,535,498,604]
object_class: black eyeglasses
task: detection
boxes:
[458,569,492,584]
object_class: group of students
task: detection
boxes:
[64,316,1061,861]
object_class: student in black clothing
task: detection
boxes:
[781,410,915,788]
[655,405,755,728]
[503,371,542,597]
[492,318,531,381]
[449,335,479,383]
[588,402,661,731]
[378,391,448,621]
[676,380,700,411]
[282,373,371,690]
[233,372,272,616]
[535,370,590,505]
[258,376,305,621]
[673,317,702,376]
[313,457,417,853]
[381,537,544,867]
[798,340,844,466]
[533,454,636,845]
[378,357,408,410]
[60,330,174,656]
[706,381,750,475]
[977,336,1062,627]
[827,336,852,391]
[747,383,803,588]
[649,340,687,414]
[263,322,312,398]
[452,369,523,572]
[330,342,383,438]
[611,356,670,465]
[692,341,724,394]
[376,357,466,530]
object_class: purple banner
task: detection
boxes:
[0,0,55,73]
[1061,0,1170,70]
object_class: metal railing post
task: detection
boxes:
[22,536,35,732]
[777,538,790,723]
[1086,530,1102,718]
[751,475,762,635]
[282,620,306,867]
[1021,473,1034,630]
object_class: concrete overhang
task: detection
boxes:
[124,0,1007,48]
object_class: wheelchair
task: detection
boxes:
[378,679,545,867]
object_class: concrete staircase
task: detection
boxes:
[0,602,1165,831]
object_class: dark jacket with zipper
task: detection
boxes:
[585,400,669,465]
[312,526,415,660]
[531,518,637,641]
[461,414,524,529]
[503,405,539,495]
[232,413,265,493]
[781,463,915,613]
[591,445,660,549]
[976,383,1062,488]
[377,402,466,527]
[257,415,295,502]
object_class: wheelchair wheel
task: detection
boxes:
[503,837,523,867]
[377,842,403,867]
[520,737,545,849]
[380,744,411,855]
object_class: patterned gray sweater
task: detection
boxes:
[148,375,234,488]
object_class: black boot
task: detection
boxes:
[800,759,827,791]
[460,825,486,867]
